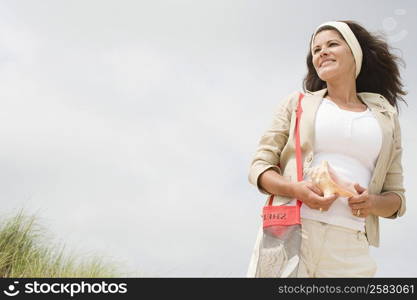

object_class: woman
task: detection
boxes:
[247,20,407,277]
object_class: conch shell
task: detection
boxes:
[310,160,358,197]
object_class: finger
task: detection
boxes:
[318,204,330,212]
[348,195,364,204]
[354,183,366,194]
[349,196,370,209]
[309,193,328,205]
[352,208,361,217]
[316,194,337,207]
[348,199,359,207]
[318,198,337,211]
[351,208,367,218]
[323,194,337,202]
[350,202,366,210]
[308,184,323,196]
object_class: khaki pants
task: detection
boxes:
[296,218,377,277]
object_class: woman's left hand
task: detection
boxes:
[348,183,375,218]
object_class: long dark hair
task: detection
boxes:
[303,20,407,111]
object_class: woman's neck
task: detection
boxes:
[325,78,364,108]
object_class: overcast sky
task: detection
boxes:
[0,0,416,277]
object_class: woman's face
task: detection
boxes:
[311,30,356,82]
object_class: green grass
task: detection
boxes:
[0,210,126,278]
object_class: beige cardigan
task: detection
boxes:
[249,88,405,240]
[247,88,406,276]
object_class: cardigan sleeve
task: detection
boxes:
[248,91,299,195]
[380,113,406,218]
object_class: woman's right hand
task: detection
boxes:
[291,181,338,211]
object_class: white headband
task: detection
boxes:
[311,21,363,78]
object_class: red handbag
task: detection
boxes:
[256,92,304,278]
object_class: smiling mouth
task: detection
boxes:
[320,60,335,67]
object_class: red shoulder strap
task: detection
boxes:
[268,92,304,206]
[294,93,304,207]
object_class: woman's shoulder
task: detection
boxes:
[275,90,302,111]
[358,92,397,114]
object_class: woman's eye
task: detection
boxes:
[314,43,337,53]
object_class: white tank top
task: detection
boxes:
[300,98,382,231]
